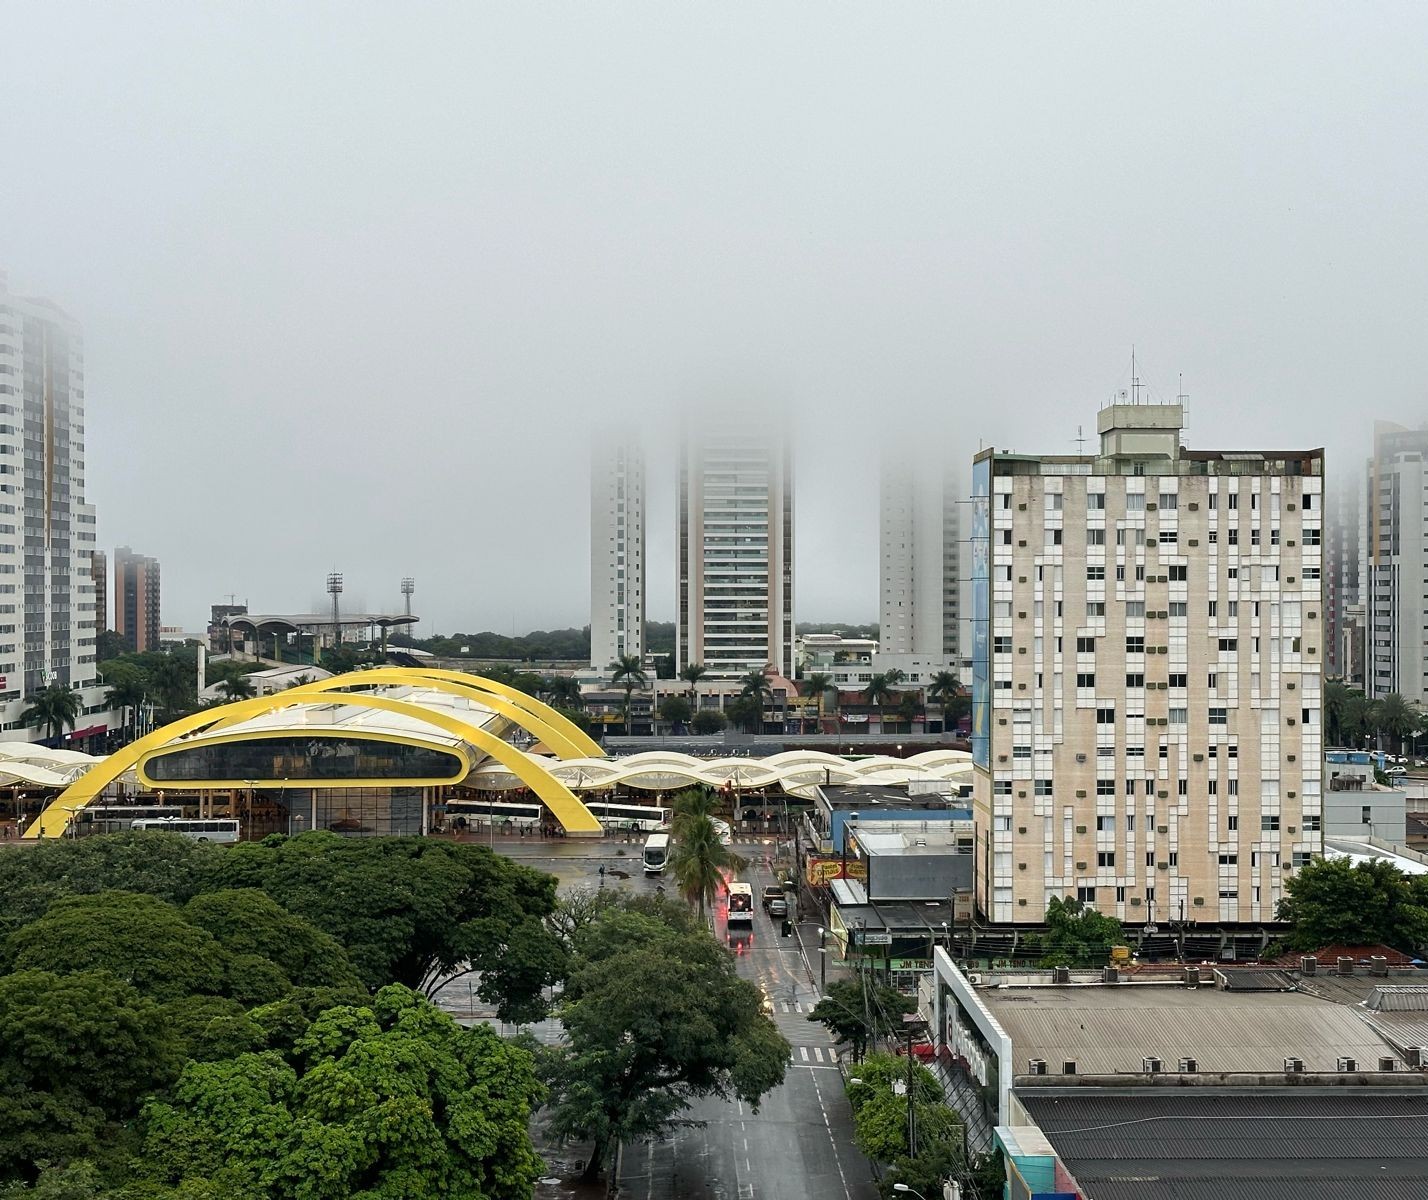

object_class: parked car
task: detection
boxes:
[767,895,788,918]
[761,885,785,912]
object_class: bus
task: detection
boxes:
[642,832,670,874]
[445,799,542,829]
[727,882,754,926]
[71,805,186,837]
[129,817,240,844]
[584,801,670,833]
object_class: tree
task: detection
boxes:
[102,662,148,742]
[1277,856,1428,953]
[139,986,545,1200]
[1374,693,1424,755]
[808,979,916,1062]
[737,668,774,722]
[1029,896,1126,968]
[209,835,566,1020]
[148,655,195,719]
[6,891,230,1003]
[543,674,583,709]
[724,696,763,734]
[19,684,81,744]
[543,904,790,1183]
[0,969,181,1180]
[215,674,257,702]
[658,695,692,731]
[852,1087,961,1165]
[609,654,647,735]
[667,812,746,922]
[801,672,836,732]
[691,709,726,735]
[926,670,967,731]
[862,674,895,731]
[96,629,128,662]
[680,662,709,710]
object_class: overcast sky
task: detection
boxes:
[4,3,1426,635]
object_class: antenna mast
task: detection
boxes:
[1131,346,1142,404]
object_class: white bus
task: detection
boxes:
[445,799,542,828]
[584,801,670,833]
[642,832,671,874]
[72,805,185,837]
[727,881,754,926]
[129,817,240,844]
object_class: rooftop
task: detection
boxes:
[820,783,971,812]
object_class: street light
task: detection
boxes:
[892,1186,925,1198]
[817,925,828,991]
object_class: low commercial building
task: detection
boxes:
[1325,749,1407,843]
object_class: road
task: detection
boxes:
[482,837,879,1200]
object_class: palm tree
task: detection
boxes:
[670,786,721,837]
[103,671,147,742]
[668,812,748,922]
[149,655,194,719]
[863,673,894,733]
[544,675,584,710]
[680,662,709,712]
[801,672,836,733]
[738,668,774,733]
[217,674,257,702]
[926,670,967,733]
[1374,693,1423,756]
[609,654,647,735]
[21,683,82,744]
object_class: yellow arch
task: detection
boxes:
[405,668,604,758]
[207,669,593,761]
[28,692,603,839]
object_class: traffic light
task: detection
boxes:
[781,918,792,938]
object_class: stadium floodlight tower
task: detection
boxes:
[327,572,344,647]
[401,576,415,618]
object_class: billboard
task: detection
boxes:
[970,455,991,770]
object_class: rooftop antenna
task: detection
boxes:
[1130,346,1142,405]
[1074,424,1087,455]
[1177,372,1190,444]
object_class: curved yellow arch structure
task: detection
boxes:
[404,668,604,758]
[207,668,594,761]
[27,691,603,839]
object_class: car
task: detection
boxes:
[1387,766,1408,777]
[767,895,789,919]
[761,885,785,912]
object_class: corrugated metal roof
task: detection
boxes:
[1367,986,1428,1012]
[987,985,1394,1073]
[1018,1090,1428,1200]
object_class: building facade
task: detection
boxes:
[589,438,646,670]
[1325,476,1362,684]
[1364,421,1428,706]
[880,454,966,671]
[971,403,1324,927]
[90,548,108,635]
[115,545,161,652]
[0,269,107,736]
[677,417,794,679]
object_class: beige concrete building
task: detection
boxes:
[970,403,1324,927]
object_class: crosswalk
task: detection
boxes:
[776,1000,810,1013]
[794,1044,838,1067]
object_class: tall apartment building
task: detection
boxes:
[589,438,646,670]
[115,546,161,652]
[0,269,105,732]
[971,403,1324,928]
[880,454,966,673]
[1324,479,1362,684]
[677,417,794,679]
[1364,421,1428,705]
[90,548,108,634]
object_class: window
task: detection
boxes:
[1086,602,1105,617]
[1168,707,1187,724]
[1178,779,1189,795]
[993,816,1012,831]
[1293,850,1313,868]
[1096,706,1116,723]
[1086,565,1105,581]
[1169,602,1187,617]
[1097,851,1116,868]
[1077,672,1096,688]
[1169,851,1179,866]
[1048,528,1063,546]
[1168,565,1187,582]
[1168,673,1187,688]
[1097,779,1115,796]
[1304,527,1321,546]
[1096,815,1115,831]
[993,636,1012,653]
[1208,707,1227,725]
[1302,813,1321,832]
[1087,492,1105,510]
[1228,528,1239,546]
[1362,805,1373,826]
[1077,636,1096,653]
[1126,493,1146,512]
[1126,601,1145,618]
[1047,492,1063,511]
[1208,779,1218,795]
[1146,851,1155,866]
[1228,493,1239,509]
[1159,530,1178,545]
[1219,639,1238,652]
[1126,636,1145,654]
[1116,886,1127,902]
[1227,601,1238,617]
[1076,887,1097,903]
[1228,815,1239,831]
[1250,528,1260,547]
[1219,888,1238,900]
[1262,815,1279,831]
[1207,672,1218,689]
[1086,528,1105,545]
[1115,565,1126,582]
[1035,779,1052,796]
[1126,673,1145,688]
[994,780,1012,795]
[1158,493,1178,510]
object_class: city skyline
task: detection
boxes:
[3,6,1427,632]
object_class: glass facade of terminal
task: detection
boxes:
[144,736,463,783]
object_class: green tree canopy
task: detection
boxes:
[808,979,916,1062]
[667,810,746,921]
[1277,856,1428,953]
[691,709,726,735]
[19,685,81,743]
[138,986,544,1200]
[0,969,181,1180]
[1028,896,1126,968]
[544,903,790,1182]
[208,834,565,1020]
[6,893,228,1003]
[658,695,692,726]
[181,890,363,992]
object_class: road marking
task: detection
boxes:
[800,1045,809,1061]
[810,1068,855,1200]
[813,1046,824,1062]
[792,1063,842,1070]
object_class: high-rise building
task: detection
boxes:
[90,549,108,634]
[880,455,966,672]
[589,438,646,670]
[1324,477,1361,684]
[1365,421,1428,705]
[971,402,1324,927]
[0,269,105,732]
[115,546,161,652]
[677,416,794,679]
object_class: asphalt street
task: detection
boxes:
[484,836,881,1200]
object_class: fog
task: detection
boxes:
[3,3,1425,633]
